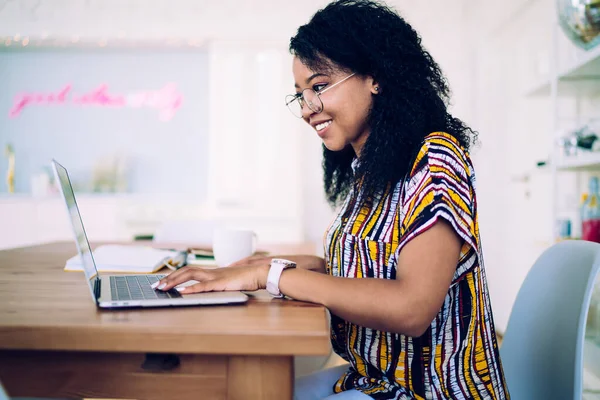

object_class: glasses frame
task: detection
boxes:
[285,73,356,118]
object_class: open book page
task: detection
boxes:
[64,245,180,273]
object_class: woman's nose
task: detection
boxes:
[301,101,316,119]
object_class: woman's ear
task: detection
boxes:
[368,76,381,94]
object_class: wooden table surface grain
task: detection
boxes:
[0,241,330,400]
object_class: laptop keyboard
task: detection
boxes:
[110,275,182,301]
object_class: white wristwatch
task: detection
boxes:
[266,258,297,298]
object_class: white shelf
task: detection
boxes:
[525,44,600,97]
[556,152,600,171]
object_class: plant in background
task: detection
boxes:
[4,143,15,193]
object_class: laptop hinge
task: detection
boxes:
[93,277,101,303]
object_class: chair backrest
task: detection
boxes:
[0,381,8,400]
[500,240,600,400]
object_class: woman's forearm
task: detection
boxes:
[231,254,326,273]
[272,254,326,273]
[264,222,460,337]
[272,267,426,336]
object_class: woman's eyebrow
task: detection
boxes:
[294,73,329,88]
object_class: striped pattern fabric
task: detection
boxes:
[324,132,509,399]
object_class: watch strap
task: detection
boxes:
[266,258,296,298]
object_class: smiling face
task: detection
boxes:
[291,57,378,156]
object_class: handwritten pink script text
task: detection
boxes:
[9,83,183,122]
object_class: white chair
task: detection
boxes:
[500,240,600,399]
[0,382,8,400]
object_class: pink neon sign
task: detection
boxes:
[9,83,183,122]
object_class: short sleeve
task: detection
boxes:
[398,133,477,256]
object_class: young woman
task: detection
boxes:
[153,1,510,398]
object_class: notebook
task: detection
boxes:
[186,248,218,267]
[64,244,183,273]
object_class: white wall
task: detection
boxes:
[1,0,332,247]
[3,0,556,330]
[0,1,494,255]
[0,0,474,245]
[0,0,329,43]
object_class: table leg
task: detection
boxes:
[226,355,294,400]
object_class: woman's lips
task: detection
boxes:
[315,120,332,138]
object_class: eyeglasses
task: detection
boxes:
[285,73,356,118]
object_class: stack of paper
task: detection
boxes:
[64,245,181,273]
[186,248,218,267]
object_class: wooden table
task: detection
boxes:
[0,241,330,400]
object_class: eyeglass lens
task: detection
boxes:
[286,89,323,118]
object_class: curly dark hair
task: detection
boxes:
[289,0,477,206]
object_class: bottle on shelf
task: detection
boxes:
[556,218,572,241]
[582,176,600,243]
[575,193,589,240]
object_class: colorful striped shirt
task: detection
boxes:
[324,132,509,399]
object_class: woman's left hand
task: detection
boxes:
[151,264,270,294]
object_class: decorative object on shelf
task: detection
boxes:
[557,123,600,156]
[91,154,129,193]
[557,135,578,157]
[574,193,589,239]
[575,125,598,150]
[582,176,600,242]
[4,143,15,193]
[557,0,600,50]
[556,218,572,240]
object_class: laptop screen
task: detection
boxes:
[51,159,100,299]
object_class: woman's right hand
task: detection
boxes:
[229,254,326,273]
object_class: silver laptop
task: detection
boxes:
[51,159,248,309]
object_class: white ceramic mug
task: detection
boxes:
[212,228,257,267]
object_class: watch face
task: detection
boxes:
[271,258,297,268]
